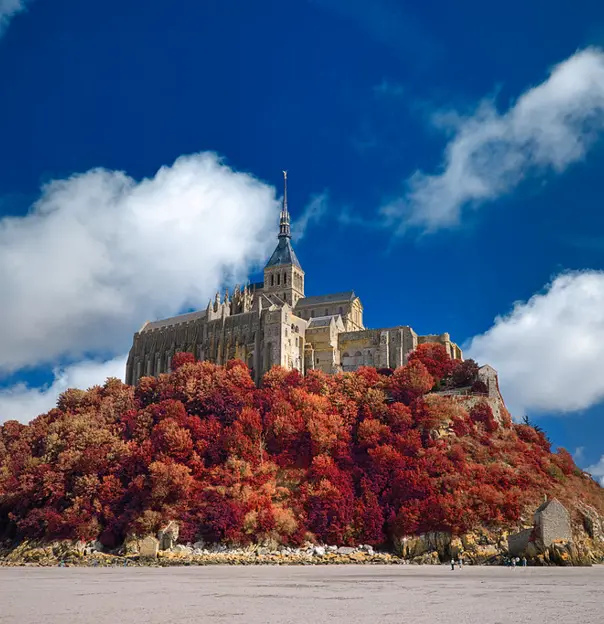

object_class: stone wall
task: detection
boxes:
[536,499,572,547]
[507,528,533,556]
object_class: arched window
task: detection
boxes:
[277,274,281,286]
[311,310,314,318]
[270,274,274,286]
[284,273,287,285]
[339,306,343,316]
[325,308,328,316]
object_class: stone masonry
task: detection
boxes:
[126,173,464,386]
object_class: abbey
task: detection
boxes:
[126,173,463,386]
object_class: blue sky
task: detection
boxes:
[2,0,604,480]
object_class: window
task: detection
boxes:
[277,274,281,285]
[325,308,328,316]
[311,310,314,318]
[339,306,343,316]
[284,273,287,284]
[270,274,274,286]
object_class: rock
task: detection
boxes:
[193,540,205,550]
[412,551,440,565]
[337,547,356,555]
[313,546,326,556]
[172,544,193,555]
[158,521,179,551]
[123,534,141,555]
[139,536,159,559]
[327,545,338,552]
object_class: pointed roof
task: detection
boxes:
[265,170,302,269]
[266,236,302,268]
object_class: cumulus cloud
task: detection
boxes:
[0,152,279,374]
[586,456,604,486]
[0,354,127,423]
[383,47,604,232]
[467,271,604,416]
[0,0,27,37]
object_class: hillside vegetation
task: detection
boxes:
[1,345,602,551]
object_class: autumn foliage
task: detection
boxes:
[0,347,602,550]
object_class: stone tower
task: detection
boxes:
[263,171,305,306]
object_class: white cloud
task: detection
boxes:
[467,271,604,417]
[0,0,27,38]
[0,354,127,423]
[382,47,604,232]
[291,192,329,242]
[0,152,279,374]
[586,456,604,486]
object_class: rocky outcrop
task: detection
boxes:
[158,521,179,551]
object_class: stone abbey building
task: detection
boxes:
[126,173,463,386]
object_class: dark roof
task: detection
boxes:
[307,316,335,328]
[535,498,563,514]
[141,309,207,332]
[265,237,301,269]
[248,281,264,291]
[295,291,356,307]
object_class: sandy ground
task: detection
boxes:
[0,565,602,624]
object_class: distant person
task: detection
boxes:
[451,558,455,571]
[458,555,463,569]
[522,557,527,568]
[511,558,516,569]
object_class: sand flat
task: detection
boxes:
[0,565,602,624]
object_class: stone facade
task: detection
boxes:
[534,498,572,548]
[126,174,463,386]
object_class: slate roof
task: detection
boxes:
[535,498,563,514]
[265,237,301,269]
[295,291,356,307]
[307,316,335,328]
[140,309,207,332]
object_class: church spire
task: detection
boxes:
[279,170,291,239]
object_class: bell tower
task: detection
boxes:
[263,171,305,306]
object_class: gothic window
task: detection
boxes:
[284,273,287,285]
[270,274,274,287]
[339,306,343,316]
[277,274,281,286]
[311,310,314,318]
[325,308,328,316]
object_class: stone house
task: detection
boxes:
[508,498,572,556]
[534,498,572,547]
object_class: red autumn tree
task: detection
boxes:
[1,361,602,553]
[388,360,434,404]
[408,343,455,381]
[171,351,196,371]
